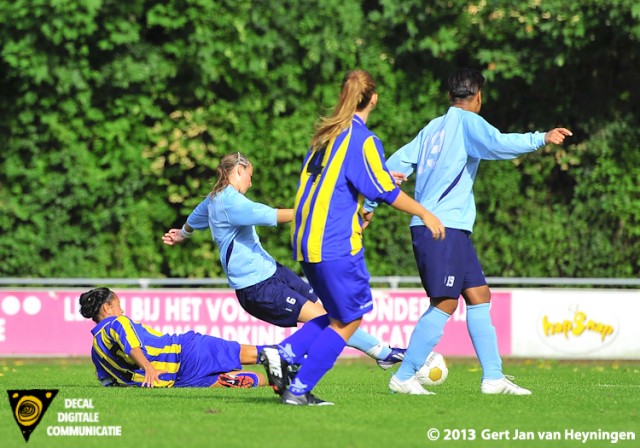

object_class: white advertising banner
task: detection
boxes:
[511,289,640,359]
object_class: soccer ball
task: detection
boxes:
[416,351,448,386]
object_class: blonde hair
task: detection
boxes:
[310,70,376,150]
[210,152,251,196]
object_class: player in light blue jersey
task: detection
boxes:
[162,152,409,392]
[80,287,266,388]
[365,67,571,395]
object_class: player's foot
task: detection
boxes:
[216,372,259,388]
[286,363,301,388]
[281,389,334,406]
[258,347,289,396]
[376,347,406,370]
[389,375,435,395]
[481,376,531,395]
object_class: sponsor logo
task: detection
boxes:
[538,305,617,354]
[8,389,58,442]
[290,378,308,394]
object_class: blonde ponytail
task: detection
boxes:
[310,70,376,150]
[210,152,251,197]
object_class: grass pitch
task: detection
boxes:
[1,357,638,448]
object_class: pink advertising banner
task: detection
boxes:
[0,289,511,357]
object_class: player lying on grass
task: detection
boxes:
[80,287,268,388]
[162,151,405,371]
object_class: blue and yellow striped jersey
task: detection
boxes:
[292,115,400,262]
[90,316,183,387]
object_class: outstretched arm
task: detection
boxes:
[361,171,407,231]
[163,196,211,246]
[545,128,573,144]
[162,223,194,246]
[391,191,445,240]
[277,209,294,224]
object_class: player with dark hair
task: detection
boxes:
[279,69,445,405]
[80,287,266,388]
[365,67,572,395]
[162,151,408,377]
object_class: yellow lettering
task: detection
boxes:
[542,316,574,339]
[542,316,552,336]
[601,325,614,341]
[586,320,615,341]
[572,311,586,336]
[561,320,572,338]
[542,313,615,342]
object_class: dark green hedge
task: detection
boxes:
[1,0,638,279]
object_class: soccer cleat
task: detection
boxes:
[258,347,289,396]
[376,347,406,370]
[281,389,334,406]
[389,375,435,395]
[286,363,301,388]
[481,375,532,395]
[216,372,259,389]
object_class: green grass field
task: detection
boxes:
[1,357,638,448]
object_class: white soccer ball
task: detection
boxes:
[416,351,448,386]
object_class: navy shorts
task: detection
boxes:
[411,226,487,298]
[301,251,373,323]
[174,331,242,387]
[235,262,319,327]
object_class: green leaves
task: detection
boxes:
[0,0,638,278]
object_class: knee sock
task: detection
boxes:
[255,345,268,362]
[347,328,392,360]
[396,306,450,381]
[276,315,330,364]
[288,327,346,395]
[467,303,503,380]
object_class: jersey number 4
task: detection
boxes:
[306,147,326,182]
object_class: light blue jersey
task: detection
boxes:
[367,107,546,232]
[186,186,278,289]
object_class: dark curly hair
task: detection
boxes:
[448,67,485,103]
[79,287,114,322]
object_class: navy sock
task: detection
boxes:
[277,315,330,364]
[288,327,346,395]
[255,345,267,363]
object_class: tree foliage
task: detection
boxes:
[1,0,638,279]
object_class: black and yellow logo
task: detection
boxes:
[7,389,58,442]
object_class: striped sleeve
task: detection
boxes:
[109,316,143,355]
[347,135,400,204]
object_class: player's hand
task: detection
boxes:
[361,210,374,231]
[162,228,185,246]
[390,171,408,186]
[544,128,572,145]
[141,366,166,388]
[420,212,445,240]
